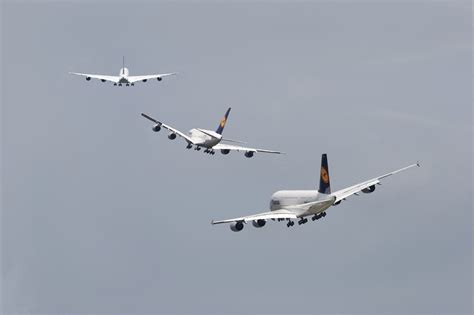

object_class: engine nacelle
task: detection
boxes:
[101,79,106,82]
[221,149,230,155]
[142,79,148,82]
[362,185,376,193]
[157,77,162,81]
[252,219,266,228]
[86,77,91,81]
[168,133,177,140]
[152,124,161,132]
[244,151,254,158]
[334,200,342,206]
[230,221,244,232]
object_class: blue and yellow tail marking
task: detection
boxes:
[216,107,231,135]
[318,154,331,194]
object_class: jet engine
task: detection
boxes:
[362,185,376,193]
[244,151,254,158]
[86,77,91,81]
[252,219,266,228]
[152,125,161,132]
[142,79,148,82]
[220,149,230,155]
[168,133,177,140]
[101,79,106,82]
[157,77,162,81]
[230,221,244,232]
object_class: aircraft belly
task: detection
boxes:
[205,139,220,148]
[302,198,334,217]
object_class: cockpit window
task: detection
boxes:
[271,200,280,205]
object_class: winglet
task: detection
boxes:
[416,161,421,167]
[216,107,231,135]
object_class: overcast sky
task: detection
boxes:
[1,1,472,314]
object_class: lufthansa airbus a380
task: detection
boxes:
[141,107,282,158]
[212,154,420,231]
[69,57,176,86]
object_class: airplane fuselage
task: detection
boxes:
[118,67,130,83]
[188,128,222,148]
[270,190,333,217]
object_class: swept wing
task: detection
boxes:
[128,73,177,83]
[69,72,120,83]
[331,162,420,203]
[141,113,195,144]
[213,143,282,154]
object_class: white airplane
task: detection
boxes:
[212,154,420,231]
[69,57,176,86]
[141,107,282,158]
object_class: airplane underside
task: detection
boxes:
[114,78,133,86]
[187,143,217,155]
[276,211,328,227]
[277,204,332,227]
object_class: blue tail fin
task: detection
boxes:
[216,107,231,135]
[318,154,331,194]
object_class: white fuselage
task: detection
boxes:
[188,128,222,148]
[270,190,333,217]
[118,67,130,83]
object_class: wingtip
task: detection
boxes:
[416,161,421,167]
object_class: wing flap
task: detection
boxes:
[69,72,120,83]
[213,143,282,154]
[212,209,297,225]
[128,73,177,83]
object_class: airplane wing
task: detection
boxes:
[213,143,282,154]
[212,209,297,225]
[69,72,120,83]
[128,73,177,83]
[141,113,195,144]
[212,198,335,225]
[331,162,420,203]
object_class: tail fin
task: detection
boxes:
[216,107,231,135]
[318,154,331,194]
[122,56,125,75]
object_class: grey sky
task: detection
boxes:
[1,1,472,314]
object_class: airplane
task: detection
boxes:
[69,57,176,86]
[212,154,420,231]
[141,107,282,158]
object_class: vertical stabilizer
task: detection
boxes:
[318,154,331,194]
[216,107,231,135]
[122,56,125,75]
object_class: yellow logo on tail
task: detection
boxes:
[220,118,227,128]
[321,167,329,184]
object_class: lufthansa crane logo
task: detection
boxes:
[220,118,227,128]
[321,167,329,184]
